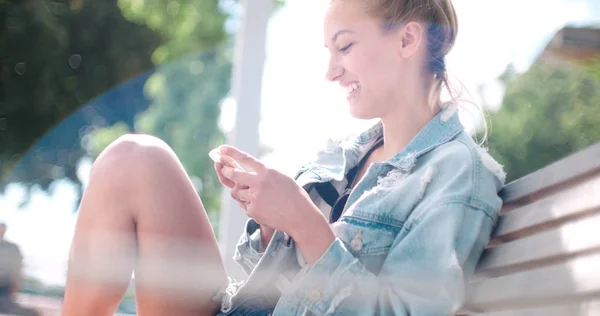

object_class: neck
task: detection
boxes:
[379,95,438,160]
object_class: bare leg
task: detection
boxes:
[63,135,228,316]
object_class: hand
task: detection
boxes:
[218,145,335,265]
[218,145,322,237]
[214,150,275,243]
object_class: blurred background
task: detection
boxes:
[1,0,599,314]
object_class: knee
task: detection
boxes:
[101,133,174,159]
[91,134,176,179]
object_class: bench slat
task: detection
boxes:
[462,143,600,315]
[464,252,600,312]
[500,141,600,204]
[475,212,600,278]
[470,300,600,316]
[491,174,600,244]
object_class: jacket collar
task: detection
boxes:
[342,104,464,173]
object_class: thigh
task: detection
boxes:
[124,135,229,314]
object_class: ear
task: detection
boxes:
[397,21,424,59]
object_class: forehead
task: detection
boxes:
[324,1,378,36]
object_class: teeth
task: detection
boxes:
[345,82,360,96]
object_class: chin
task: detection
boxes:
[348,100,378,120]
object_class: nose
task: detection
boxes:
[325,55,343,82]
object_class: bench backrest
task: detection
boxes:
[462,141,600,315]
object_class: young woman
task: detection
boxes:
[62,0,506,315]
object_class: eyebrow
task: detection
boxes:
[324,29,355,48]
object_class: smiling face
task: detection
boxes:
[324,1,414,119]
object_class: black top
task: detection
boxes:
[313,137,385,223]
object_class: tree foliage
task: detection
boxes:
[0,0,161,196]
[1,0,289,214]
[485,57,600,183]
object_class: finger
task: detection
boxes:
[214,162,235,188]
[230,185,238,200]
[245,202,257,216]
[235,183,249,190]
[230,185,245,203]
[231,184,251,202]
[219,145,265,172]
[221,166,259,187]
[232,183,247,199]
[215,162,235,188]
[219,155,244,171]
[236,187,254,203]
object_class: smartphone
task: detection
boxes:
[209,147,244,170]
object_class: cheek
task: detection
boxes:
[345,47,397,87]
[343,53,371,79]
[370,55,401,93]
[360,60,397,97]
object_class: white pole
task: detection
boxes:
[219,0,273,280]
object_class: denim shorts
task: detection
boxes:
[212,277,278,316]
[215,295,275,316]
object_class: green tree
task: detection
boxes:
[485,59,600,183]
[584,55,600,80]
[0,0,161,197]
[1,0,283,212]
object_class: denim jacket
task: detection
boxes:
[225,106,506,315]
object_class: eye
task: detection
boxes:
[339,43,354,53]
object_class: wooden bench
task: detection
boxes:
[461,141,600,315]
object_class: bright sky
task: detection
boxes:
[1,0,599,286]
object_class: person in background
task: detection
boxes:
[0,223,40,316]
